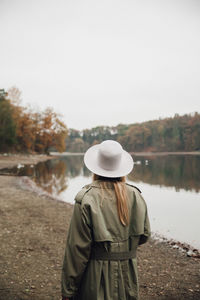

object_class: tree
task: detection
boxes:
[1,87,68,154]
[36,108,68,154]
[0,89,16,152]
[66,112,200,153]
[7,86,22,105]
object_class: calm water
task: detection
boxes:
[4,154,200,249]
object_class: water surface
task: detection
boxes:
[3,154,200,249]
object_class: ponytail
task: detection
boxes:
[93,174,129,226]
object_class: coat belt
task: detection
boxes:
[90,248,136,261]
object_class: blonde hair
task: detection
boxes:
[93,174,129,226]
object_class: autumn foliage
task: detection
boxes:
[0,88,68,153]
[66,114,200,153]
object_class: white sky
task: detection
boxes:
[1,0,200,130]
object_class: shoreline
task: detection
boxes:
[19,175,200,255]
[50,151,200,156]
[1,153,200,254]
[0,153,58,170]
[0,153,200,254]
[131,151,200,156]
[0,175,200,299]
[151,232,200,258]
[0,154,200,299]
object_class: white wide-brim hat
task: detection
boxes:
[84,140,134,178]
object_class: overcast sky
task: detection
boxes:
[1,0,200,130]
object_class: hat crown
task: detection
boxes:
[98,140,122,171]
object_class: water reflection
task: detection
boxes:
[33,159,68,195]
[1,154,200,195]
[58,156,90,178]
[129,155,200,192]
[1,159,68,196]
[57,154,200,193]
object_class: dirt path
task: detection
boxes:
[0,155,200,300]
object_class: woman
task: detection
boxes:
[61,140,150,300]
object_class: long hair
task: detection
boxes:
[93,174,129,226]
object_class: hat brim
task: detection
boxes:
[84,144,134,178]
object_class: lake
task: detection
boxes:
[4,154,200,250]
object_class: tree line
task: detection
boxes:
[1,86,199,154]
[0,88,67,153]
[66,113,200,152]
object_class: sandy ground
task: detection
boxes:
[0,155,200,300]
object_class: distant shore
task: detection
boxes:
[131,151,200,156]
[0,153,57,170]
[50,151,200,156]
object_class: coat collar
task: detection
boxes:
[90,180,116,189]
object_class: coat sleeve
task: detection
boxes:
[131,188,151,245]
[61,202,92,298]
[139,208,151,245]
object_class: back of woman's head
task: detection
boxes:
[93,174,129,226]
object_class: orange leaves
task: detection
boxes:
[38,107,68,153]
[2,87,68,154]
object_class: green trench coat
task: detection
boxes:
[61,180,151,300]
